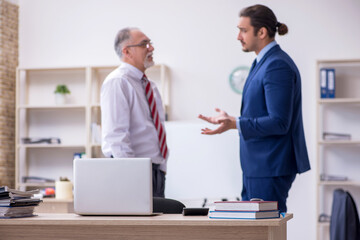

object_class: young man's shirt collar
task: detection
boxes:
[256,40,277,63]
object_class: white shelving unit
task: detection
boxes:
[316,59,360,240]
[15,64,170,191]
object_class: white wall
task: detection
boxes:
[18,0,360,239]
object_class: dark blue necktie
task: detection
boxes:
[249,59,257,73]
[241,59,257,114]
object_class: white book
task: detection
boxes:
[214,201,278,211]
[209,210,280,219]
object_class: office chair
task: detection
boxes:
[153,197,185,214]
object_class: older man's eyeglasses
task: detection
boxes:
[126,41,153,49]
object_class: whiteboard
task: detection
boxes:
[164,121,242,206]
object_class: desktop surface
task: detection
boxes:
[0,213,293,240]
[0,213,292,225]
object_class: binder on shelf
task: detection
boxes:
[320,68,327,98]
[319,68,336,98]
[327,68,335,98]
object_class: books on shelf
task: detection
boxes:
[21,137,61,144]
[0,186,42,218]
[320,68,336,98]
[320,174,348,182]
[323,132,351,141]
[213,200,278,211]
[22,176,55,183]
[209,210,280,219]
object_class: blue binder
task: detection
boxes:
[320,68,327,98]
[327,68,336,98]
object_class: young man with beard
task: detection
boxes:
[101,28,168,197]
[198,5,310,212]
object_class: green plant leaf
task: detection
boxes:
[54,84,71,94]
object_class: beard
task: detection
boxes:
[144,53,155,69]
[241,41,250,52]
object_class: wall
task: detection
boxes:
[0,0,18,188]
[18,0,360,239]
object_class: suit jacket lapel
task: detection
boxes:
[240,45,280,114]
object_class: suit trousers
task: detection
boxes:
[152,163,165,198]
[241,174,296,213]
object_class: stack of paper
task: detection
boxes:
[209,200,279,219]
[0,186,42,218]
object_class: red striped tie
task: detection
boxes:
[142,74,168,159]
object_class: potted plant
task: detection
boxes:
[54,84,71,105]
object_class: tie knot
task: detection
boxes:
[250,59,257,73]
[142,74,150,84]
[142,75,151,91]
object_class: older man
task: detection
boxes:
[101,28,168,197]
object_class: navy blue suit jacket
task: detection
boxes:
[239,45,310,177]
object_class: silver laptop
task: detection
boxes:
[73,158,153,215]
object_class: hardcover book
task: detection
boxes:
[214,201,278,211]
[209,210,280,219]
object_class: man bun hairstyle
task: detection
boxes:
[276,22,288,36]
[240,4,288,38]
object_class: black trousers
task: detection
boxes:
[152,163,165,198]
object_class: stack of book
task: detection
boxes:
[0,186,42,218]
[209,200,279,219]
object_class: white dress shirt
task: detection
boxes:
[101,62,168,172]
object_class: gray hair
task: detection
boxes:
[114,27,138,58]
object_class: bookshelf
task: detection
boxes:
[316,59,360,240]
[15,64,170,191]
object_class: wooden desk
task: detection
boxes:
[34,199,74,213]
[0,213,293,240]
